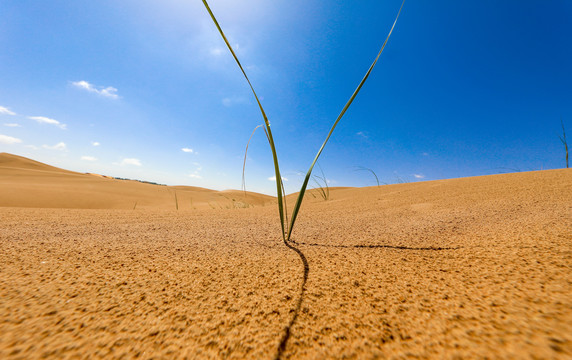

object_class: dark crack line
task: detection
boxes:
[289,239,460,251]
[274,240,309,360]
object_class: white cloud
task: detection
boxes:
[0,134,22,144]
[81,156,97,161]
[29,116,67,130]
[188,162,202,178]
[120,158,142,166]
[43,142,67,151]
[210,47,224,56]
[422,152,429,156]
[356,131,368,139]
[3,123,21,127]
[268,176,288,182]
[222,96,247,107]
[209,42,241,57]
[71,80,120,100]
[413,174,425,179]
[181,148,194,153]
[92,141,100,146]
[0,106,16,116]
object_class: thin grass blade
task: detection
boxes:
[286,0,405,242]
[202,0,287,240]
[242,124,263,194]
[317,164,330,199]
[355,166,381,186]
[279,176,289,236]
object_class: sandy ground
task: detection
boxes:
[0,153,571,359]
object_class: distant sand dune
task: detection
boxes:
[0,152,274,209]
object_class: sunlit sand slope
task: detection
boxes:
[0,153,273,209]
[0,153,570,359]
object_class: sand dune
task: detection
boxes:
[0,153,571,359]
[0,153,273,210]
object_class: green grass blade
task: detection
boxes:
[560,118,569,168]
[312,177,324,200]
[317,164,330,200]
[286,0,405,242]
[355,166,381,186]
[279,175,289,236]
[202,0,286,240]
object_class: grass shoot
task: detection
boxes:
[354,166,383,187]
[202,0,405,242]
[559,118,569,168]
[312,164,330,201]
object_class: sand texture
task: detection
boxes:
[1,153,571,359]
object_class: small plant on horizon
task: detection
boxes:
[559,118,569,169]
[354,166,384,187]
[312,164,330,201]
[169,189,179,210]
[392,172,410,184]
[493,167,522,174]
[202,0,405,243]
[242,124,264,194]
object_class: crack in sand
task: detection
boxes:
[274,239,459,359]
[289,240,461,251]
[274,240,309,360]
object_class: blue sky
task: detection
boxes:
[1,0,570,195]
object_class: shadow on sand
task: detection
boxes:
[274,238,460,359]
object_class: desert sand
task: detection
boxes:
[0,152,571,359]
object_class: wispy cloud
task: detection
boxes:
[422,152,429,156]
[413,174,425,179]
[356,131,369,139]
[0,134,22,144]
[119,158,142,166]
[3,123,21,127]
[43,142,67,151]
[188,162,202,179]
[222,96,247,107]
[210,47,224,56]
[29,116,67,130]
[0,106,16,116]
[91,141,100,146]
[210,41,241,57]
[268,176,288,182]
[81,156,97,161]
[181,148,194,153]
[71,80,120,100]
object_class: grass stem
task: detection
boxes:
[559,118,569,168]
[202,0,405,242]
